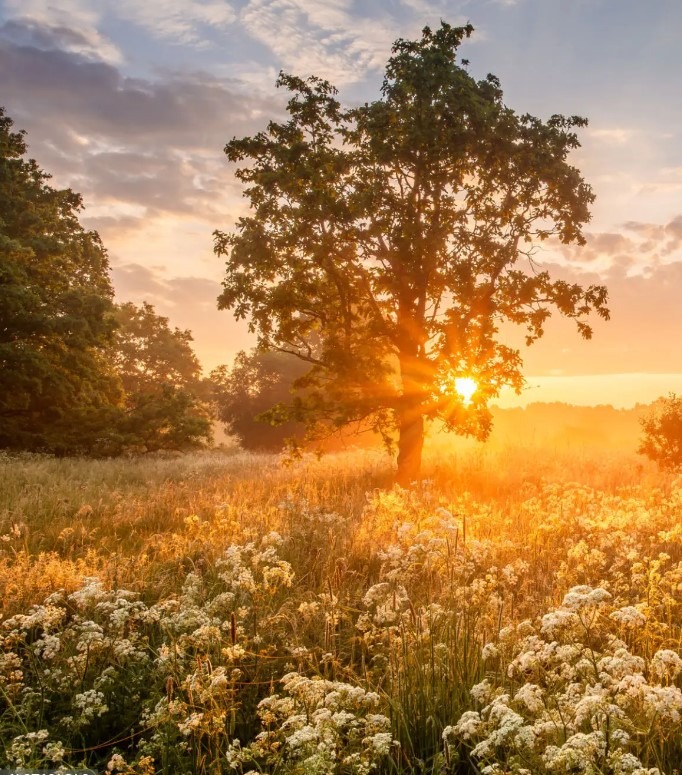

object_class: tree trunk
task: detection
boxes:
[396,400,424,487]
[395,301,426,487]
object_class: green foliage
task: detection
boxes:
[215,22,609,481]
[639,394,682,471]
[0,107,121,452]
[210,349,308,451]
[113,302,202,396]
[0,110,211,457]
[106,302,213,454]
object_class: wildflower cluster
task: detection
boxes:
[448,585,682,773]
[0,578,149,768]
[225,672,395,774]
[2,450,682,774]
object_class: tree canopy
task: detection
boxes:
[0,107,120,452]
[211,349,308,451]
[109,302,213,454]
[113,301,203,396]
[215,23,609,483]
[0,110,212,457]
[639,394,682,471]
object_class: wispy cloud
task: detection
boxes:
[113,0,237,47]
[2,0,237,53]
[589,127,636,144]
[397,0,468,17]
[0,19,276,225]
[0,12,123,64]
[240,0,400,84]
[622,216,682,257]
[552,213,682,272]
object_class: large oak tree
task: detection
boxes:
[215,23,609,484]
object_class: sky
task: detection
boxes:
[2,0,682,407]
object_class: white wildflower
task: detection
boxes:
[470,679,493,705]
[514,683,544,713]
[42,740,65,762]
[610,606,647,627]
[453,710,482,740]
[562,584,611,611]
[650,648,682,681]
[73,689,109,721]
[368,731,393,755]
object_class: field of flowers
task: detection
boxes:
[0,441,681,774]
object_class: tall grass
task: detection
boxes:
[0,442,680,774]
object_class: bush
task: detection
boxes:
[639,394,682,471]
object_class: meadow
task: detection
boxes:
[1,436,681,774]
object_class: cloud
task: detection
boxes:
[75,148,238,216]
[0,26,270,146]
[665,214,682,240]
[240,0,401,85]
[2,0,237,50]
[0,14,123,64]
[0,20,279,221]
[552,213,682,271]
[580,232,636,261]
[111,263,171,302]
[588,127,636,144]
[511,257,682,378]
[114,0,236,47]
[396,0,470,18]
[622,216,682,258]
[80,213,147,237]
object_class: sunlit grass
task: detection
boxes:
[0,442,680,773]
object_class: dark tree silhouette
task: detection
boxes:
[211,349,308,451]
[639,394,682,471]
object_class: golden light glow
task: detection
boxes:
[454,377,477,406]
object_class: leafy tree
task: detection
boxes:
[109,302,213,454]
[113,302,203,395]
[214,23,609,485]
[639,394,682,471]
[211,349,308,451]
[0,110,211,457]
[0,107,121,453]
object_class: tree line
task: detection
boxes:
[0,107,294,456]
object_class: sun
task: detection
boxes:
[454,377,477,406]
